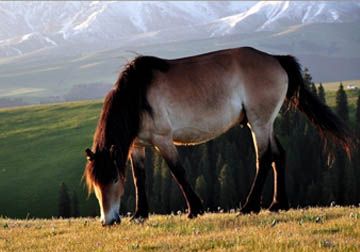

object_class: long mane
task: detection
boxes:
[84,56,169,191]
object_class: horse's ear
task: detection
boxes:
[85,148,95,161]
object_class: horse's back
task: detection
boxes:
[140,47,288,146]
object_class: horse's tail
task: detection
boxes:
[275,55,353,157]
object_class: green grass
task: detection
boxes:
[0,207,359,251]
[0,100,103,218]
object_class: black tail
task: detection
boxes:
[275,55,353,156]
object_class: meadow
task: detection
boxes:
[0,100,102,218]
[0,207,359,251]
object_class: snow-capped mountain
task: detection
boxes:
[209,1,360,36]
[1,1,359,57]
[0,1,360,107]
[0,1,255,56]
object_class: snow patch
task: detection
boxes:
[330,10,340,21]
[44,36,57,46]
[10,47,23,56]
[90,1,99,7]
[74,5,106,31]
[258,1,290,31]
[20,33,35,42]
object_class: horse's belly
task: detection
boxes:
[172,127,222,145]
[171,107,244,146]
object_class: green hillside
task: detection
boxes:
[0,101,102,218]
[0,84,359,219]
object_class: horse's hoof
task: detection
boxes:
[130,216,147,224]
[187,211,200,219]
[187,208,204,219]
[130,212,148,224]
[268,201,289,212]
[239,204,261,215]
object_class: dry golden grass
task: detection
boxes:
[0,207,359,252]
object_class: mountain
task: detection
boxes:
[0,1,255,56]
[208,1,360,37]
[0,1,359,106]
[2,1,359,57]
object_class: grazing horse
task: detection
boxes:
[84,47,352,226]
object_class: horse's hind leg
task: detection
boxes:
[268,136,289,212]
[240,123,273,214]
[153,138,204,218]
[130,147,149,221]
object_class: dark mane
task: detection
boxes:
[85,56,169,191]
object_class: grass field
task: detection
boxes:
[0,100,103,218]
[0,207,359,251]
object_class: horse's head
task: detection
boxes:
[84,145,125,226]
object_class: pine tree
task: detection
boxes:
[356,92,360,136]
[353,93,360,202]
[183,157,195,186]
[321,170,336,205]
[169,178,183,212]
[318,83,326,104]
[151,153,163,213]
[160,159,171,213]
[303,68,313,89]
[310,82,317,95]
[218,164,236,210]
[335,83,349,123]
[71,191,80,217]
[144,147,154,201]
[58,182,71,218]
[333,83,350,205]
[195,175,208,205]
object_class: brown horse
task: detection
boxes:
[84,47,351,226]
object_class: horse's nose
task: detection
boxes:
[112,214,121,225]
[101,214,121,226]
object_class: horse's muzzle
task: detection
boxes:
[101,214,121,226]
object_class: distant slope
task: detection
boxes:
[1,21,360,106]
[1,2,359,106]
[0,101,102,218]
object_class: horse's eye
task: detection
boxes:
[113,178,118,184]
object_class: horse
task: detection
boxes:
[84,47,352,226]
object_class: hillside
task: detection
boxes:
[0,83,359,219]
[0,100,102,218]
[0,208,359,251]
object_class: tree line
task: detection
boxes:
[58,69,360,217]
[58,182,80,218]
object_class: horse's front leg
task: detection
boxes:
[130,146,149,221]
[154,137,204,218]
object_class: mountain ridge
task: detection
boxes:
[1,1,359,57]
[0,1,359,106]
